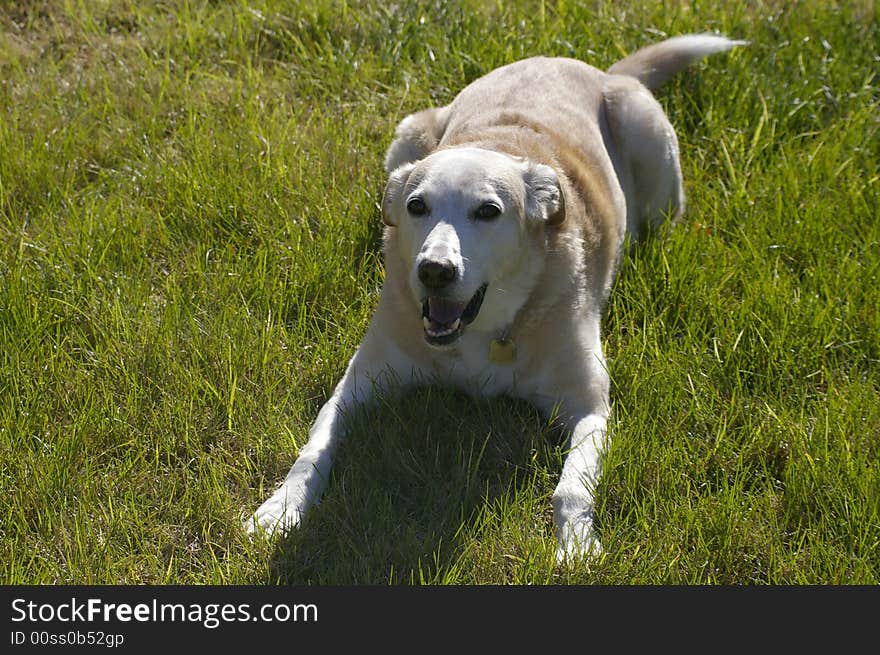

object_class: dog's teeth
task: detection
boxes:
[423,310,463,338]
[423,318,461,338]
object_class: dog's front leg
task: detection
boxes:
[552,412,607,562]
[247,334,410,537]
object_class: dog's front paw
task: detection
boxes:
[245,490,305,537]
[552,490,602,564]
[555,513,602,563]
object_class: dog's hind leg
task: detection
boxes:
[383,106,449,173]
[602,75,685,241]
[602,35,745,240]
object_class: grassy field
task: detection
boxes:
[1,0,877,584]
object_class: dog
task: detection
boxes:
[247,34,745,560]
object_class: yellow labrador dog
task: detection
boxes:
[248,35,745,559]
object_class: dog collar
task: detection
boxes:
[489,337,517,365]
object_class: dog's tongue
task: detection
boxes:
[427,297,466,326]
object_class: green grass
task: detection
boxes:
[1,0,877,584]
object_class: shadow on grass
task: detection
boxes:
[264,386,564,584]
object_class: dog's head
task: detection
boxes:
[382,146,565,348]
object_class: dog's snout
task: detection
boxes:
[418,259,457,290]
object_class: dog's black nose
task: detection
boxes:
[418,259,457,290]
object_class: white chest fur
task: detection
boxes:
[427,330,525,398]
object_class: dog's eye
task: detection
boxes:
[474,203,502,220]
[406,197,428,216]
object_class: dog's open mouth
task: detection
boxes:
[421,284,487,346]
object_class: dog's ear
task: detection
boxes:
[381,162,416,227]
[523,162,565,226]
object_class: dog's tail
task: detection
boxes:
[607,34,747,90]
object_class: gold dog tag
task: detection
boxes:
[489,338,517,365]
